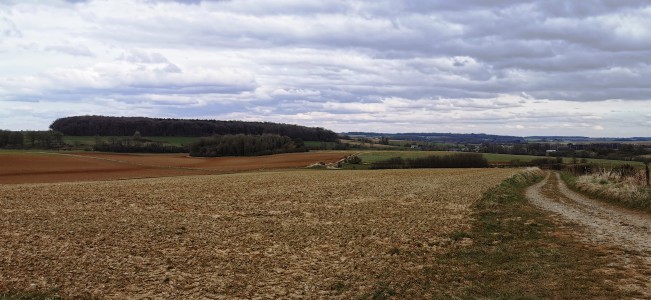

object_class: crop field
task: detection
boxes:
[63,136,200,147]
[357,151,551,164]
[0,168,514,298]
[338,139,401,149]
[357,151,645,167]
[0,151,348,184]
[69,152,350,172]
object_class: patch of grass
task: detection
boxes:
[356,151,645,168]
[0,149,49,155]
[358,151,555,164]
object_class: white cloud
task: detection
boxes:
[44,44,94,57]
[0,0,650,137]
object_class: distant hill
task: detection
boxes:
[51,116,339,142]
[525,136,651,142]
[345,132,526,144]
[345,132,651,144]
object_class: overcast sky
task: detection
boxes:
[1,0,651,137]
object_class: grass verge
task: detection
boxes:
[367,169,636,298]
[561,172,651,212]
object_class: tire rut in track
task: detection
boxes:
[526,172,651,297]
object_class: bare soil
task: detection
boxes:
[0,169,514,299]
[0,152,348,184]
[526,172,651,297]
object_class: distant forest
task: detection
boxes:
[51,116,339,142]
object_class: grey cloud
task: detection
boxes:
[161,63,182,73]
[2,0,651,135]
[1,16,22,38]
[151,0,202,4]
[122,83,252,95]
[119,49,169,64]
[45,44,94,57]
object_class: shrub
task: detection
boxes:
[345,155,362,164]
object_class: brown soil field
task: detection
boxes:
[71,151,349,171]
[0,152,348,184]
[0,168,514,298]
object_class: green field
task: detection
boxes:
[0,149,48,155]
[354,151,645,167]
[63,136,200,147]
[356,151,550,164]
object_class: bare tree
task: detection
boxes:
[636,157,650,187]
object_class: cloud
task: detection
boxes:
[1,16,22,38]
[45,44,94,57]
[0,0,650,136]
[119,49,169,64]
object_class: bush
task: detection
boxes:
[345,155,362,164]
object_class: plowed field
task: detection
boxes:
[0,152,348,184]
[0,168,514,298]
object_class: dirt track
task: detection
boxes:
[526,172,651,297]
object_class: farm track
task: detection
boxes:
[526,172,651,297]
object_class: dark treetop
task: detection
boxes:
[51,116,339,142]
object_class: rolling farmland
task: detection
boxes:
[0,168,514,298]
[0,151,348,184]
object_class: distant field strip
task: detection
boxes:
[0,152,348,184]
[357,151,645,167]
[0,168,514,298]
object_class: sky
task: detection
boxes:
[1,0,651,137]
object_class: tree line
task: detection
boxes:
[50,116,339,142]
[189,134,308,157]
[0,130,64,149]
[370,153,489,169]
[94,136,186,153]
[478,142,649,161]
